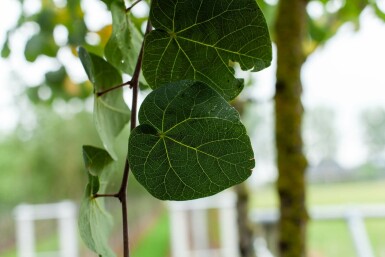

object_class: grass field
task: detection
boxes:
[252,179,385,208]
[252,179,385,257]
[132,213,170,257]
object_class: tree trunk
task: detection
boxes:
[274,0,308,257]
[232,99,256,257]
[235,183,256,257]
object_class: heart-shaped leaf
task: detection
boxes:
[79,47,130,160]
[128,80,254,200]
[142,0,272,100]
[79,146,116,257]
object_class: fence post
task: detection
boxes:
[14,205,36,257]
[346,209,375,257]
[14,201,78,257]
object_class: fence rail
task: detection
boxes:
[250,204,385,257]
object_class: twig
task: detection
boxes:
[126,0,143,13]
[93,193,119,199]
[96,81,131,97]
[117,19,152,257]
[117,159,130,257]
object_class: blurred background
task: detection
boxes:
[0,0,385,256]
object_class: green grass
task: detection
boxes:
[252,180,385,208]
[0,249,16,257]
[308,220,357,257]
[0,235,58,257]
[253,179,385,257]
[131,213,170,257]
[366,219,385,257]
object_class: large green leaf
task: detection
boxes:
[142,0,272,100]
[105,1,142,75]
[79,47,130,160]
[79,146,116,257]
[128,80,255,200]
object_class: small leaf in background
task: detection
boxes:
[24,33,59,62]
[142,0,272,100]
[79,146,116,257]
[128,80,255,200]
[82,145,115,182]
[105,1,135,74]
[79,184,115,257]
[35,9,57,33]
[78,47,130,160]
[104,1,147,85]
[1,38,10,58]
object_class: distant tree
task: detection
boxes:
[0,108,99,206]
[304,106,338,164]
[361,107,385,158]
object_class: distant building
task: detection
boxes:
[307,158,350,183]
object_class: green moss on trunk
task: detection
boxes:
[274,0,309,256]
[236,183,256,257]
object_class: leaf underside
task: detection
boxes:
[79,47,130,160]
[128,80,255,201]
[79,184,115,257]
[79,146,116,257]
[142,0,272,100]
[105,1,143,78]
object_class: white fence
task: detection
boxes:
[250,204,385,257]
[168,191,239,257]
[13,201,78,257]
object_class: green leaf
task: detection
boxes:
[79,184,115,257]
[142,0,272,100]
[100,0,115,8]
[78,47,130,160]
[104,1,147,85]
[105,1,139,74]
[79,146,116,257]
[25,33,58,62]
[82,145,114,177]
[35,9,56,33]
[1,38,10,58]
[127,80,254,200]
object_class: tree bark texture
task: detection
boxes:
[274,0,309,257]
[235,183,256,257]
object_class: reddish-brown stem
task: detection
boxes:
[96,81,131,97]
[117,159,130,257]
[126,0,143,13]
[93,193,119,198]
[117,20,152,257]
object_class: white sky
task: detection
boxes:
[1,1,385,168]
[304,11,385,167]
[250,8,385,168]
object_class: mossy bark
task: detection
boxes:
[235,183,256,257]
[274,0,309,257]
